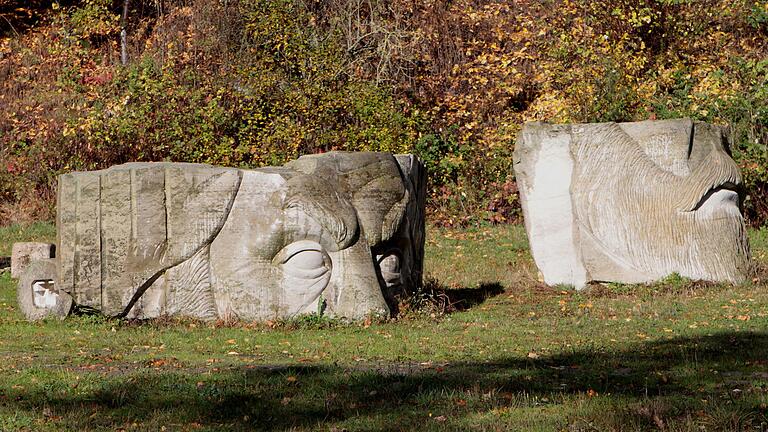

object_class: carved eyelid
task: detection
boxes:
[274,240,324,264]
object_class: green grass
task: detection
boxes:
[0,223,767,431]
[0,222,56,256]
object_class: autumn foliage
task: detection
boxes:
[1,0,767,226]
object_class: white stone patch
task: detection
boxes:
[32,280,58,309]
[521,130,587,287]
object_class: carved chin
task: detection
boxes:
[574,163,749,285]
[623,192,749,284]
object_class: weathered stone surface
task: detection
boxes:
[56,162,241,317]
[21,152,425,321]
[73,172,102,309]
[100,167,132,315]
[56,173,77,297]
[11,242,54,278]
[514,119,751,289]
[16,258,73,320]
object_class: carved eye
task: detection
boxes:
[377,252,402,286]
[378,253,400,273]
[274,241,332,314]
[275,241,331,279]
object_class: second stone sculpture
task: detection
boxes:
[514,118,750,288]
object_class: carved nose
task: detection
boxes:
[327,240,390,319]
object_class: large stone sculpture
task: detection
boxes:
[514,119,750,289]
[16,152,425,321]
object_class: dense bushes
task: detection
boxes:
[1,0,767,226]
[0,0,421,223]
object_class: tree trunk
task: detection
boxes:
[120,0,130,65]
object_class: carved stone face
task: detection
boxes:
[515,119,750,288]
[208,153,425,320]
[46,153,425,322]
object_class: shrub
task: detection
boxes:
[1,0,767,227]
[0,0,423,226]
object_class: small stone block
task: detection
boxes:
[11,242,55,278]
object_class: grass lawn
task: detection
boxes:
[1,223,767,431]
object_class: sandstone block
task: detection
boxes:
[11,242,54,278]
[514,119,750,288]
[20,153,426,321]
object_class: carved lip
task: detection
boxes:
[690,181,741,212]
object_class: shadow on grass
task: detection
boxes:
[8,331,768,430]
[440,282,505,311]
[395,279,505,316]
